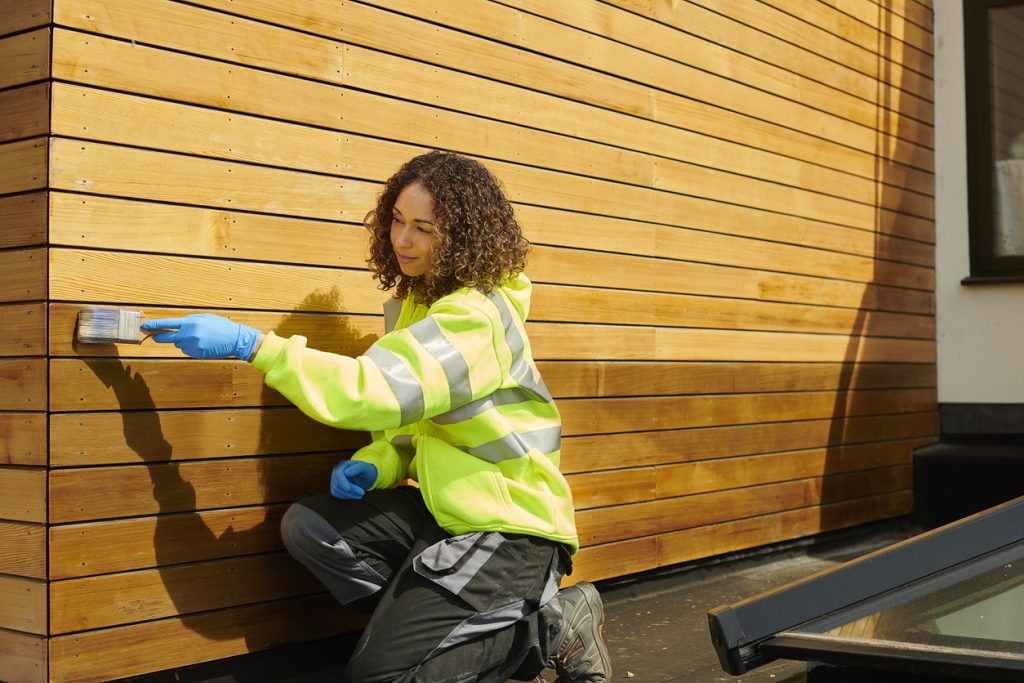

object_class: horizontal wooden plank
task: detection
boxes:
[0,467,45,523]
[342,40,935,200]
[659,489,914,572]
[559,388,935,437]
[363,0,934,149]
[502,0,932,128]
[0,83,48,144]
[48,191,367,269]
[0,0,51,36]
[0,576,45,635]
[48,243,934,332]
[51,407,367,466]
[49,355,935,415]
[769,0,933,59]
[49,138,355,221]
[0,522,45,579]
[0,627,45,683]
[48,28,936,246]
[655,440,920,499]
[0,303,45,356]
[165,0,913,191]
[48,595,363,683]
[49,358,284,412]
[49,454,335,522]
[692,0,932,80]
[567,439,922,509]
[54,0,345,83]
[560,413,937,474]
[569,490,913,583]
[526,249,934,318]
[48,79,935,235]
[0,29,48,90]
[340,9,930,187]
[0,359,45,410]
[49,249,381,313]
[349,0,930,163]
[0,414,46,467]
[0,193,46,250]
[0,138,46,196]
[47,244,935,327]
[542,361,935,399]
[592,0,929,109]
[0,248,46,304]
[50,505,289,579]
[575,465,911,546]
[518,204,933,271]
[51,553,319,633]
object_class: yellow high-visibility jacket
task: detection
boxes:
[253,273,579,553]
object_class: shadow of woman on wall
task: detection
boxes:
[82,288,380,674]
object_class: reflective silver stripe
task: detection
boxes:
[459,425,561,463]
[413,532,504,595]
[487,291,552,402]
[426,599,530,663]
[431,387,538,425]
[382,297,402,334]
[408,316,473,411]
[391,434,415,458]
[364,345,424,426]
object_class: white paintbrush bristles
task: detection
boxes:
[76,308,146,344]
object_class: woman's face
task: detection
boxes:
[390,181,438,278]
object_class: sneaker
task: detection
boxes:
[546,582,611,682]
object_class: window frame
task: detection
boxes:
[963,0,1024,282]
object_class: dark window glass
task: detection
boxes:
[965,0,1024,280]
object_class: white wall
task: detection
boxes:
[934,1,1024,403]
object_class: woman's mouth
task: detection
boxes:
[397,254,416,264]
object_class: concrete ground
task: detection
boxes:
[539,518,920,683]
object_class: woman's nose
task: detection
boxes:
[393,225,411,247]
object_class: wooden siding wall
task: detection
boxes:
[1,2,51,682]
[2,0,937,680]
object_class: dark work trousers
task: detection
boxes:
[280,486,572,683]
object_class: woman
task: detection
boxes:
[143,150,611,682]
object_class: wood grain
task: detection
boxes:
[48,596,364,682]
[0,303,45,356]
[0,83,48,144]
[0,522,45,579]
[0,467,45,522]
[0,575,45,634]
[50,553,321,633]
[0,29,48,90]
[0,627,45,683]
[49,454,335,522]
[50,505,289,579]
[559,413,937,474]
[0,413,46,467]
[0,359,46,410]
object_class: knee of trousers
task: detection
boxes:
[280,502,387,604]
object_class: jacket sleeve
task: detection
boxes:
[251,297,504,433]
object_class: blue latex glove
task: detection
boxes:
[330,460,378,500]
[142,314,262,360]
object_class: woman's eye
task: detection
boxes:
[391,217,403,226]
[417,225,433,234]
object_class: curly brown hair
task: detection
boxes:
[365,150,529,304]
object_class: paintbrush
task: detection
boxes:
[76,307,155,344]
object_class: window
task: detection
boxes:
[964,0,1024,280]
